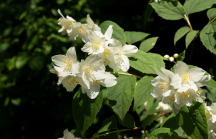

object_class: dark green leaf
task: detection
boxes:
[133,76,155,110]
[150,1,185,20]
[176,50,186,61]
[139,37,158,52]
[125,31,149,44]
[161,113,179,131]
[100,20,126,45]
[142,114,157,128]
[149,127,170,136]
[72,89,103,136]
[98,115,117,133]
[144,3,154,27]
[107,75,136,121]
[117,113,135,128]
[174,26,191,45]
[176,102,209,139]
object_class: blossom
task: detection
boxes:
[86,14,101,32]
[79,55,117,99]
[109,39,138,72]
[95,25,114,45]
[81,31,106,55]
[169,57,174,62]
[164,55,169,59]
[58,9,76,34]
[51,47,87,92]
[58,129,81,139]
[205,103,216,138]
[173,53,178,58]
[156,102,172,112]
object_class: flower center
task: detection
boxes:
[205,110,212,119]
[61,59,72,72]
[182,72,192,83]
[117,50,123,62]
[78,27,84,33]
[102,48,111,58]
[58,18,62,25]
[91,41,100,50]
[62,19,72,28]
[103,58,110,65]
[168,94,175,102]
[158,82,168,93]
[84,64,95,78]
[179,91,190,99]
[68,77,79,85]
[196,88,203,95]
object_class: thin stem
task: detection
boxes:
[184,14,193,30]
[208,16,216,25]
[149,111,173,125]
[212,134,216,139]
[90,127,143,139]
[110,72,142,79]
[144,129,148,137]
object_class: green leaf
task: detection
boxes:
[161,113,179,132]
[139,37,158,52]
[183,0,216,15]
[200,20,216,54]
[176,50,186,61]
[70,128,82,138]
[117,113,135,128]
[98,115,117,133]
[176,102,209,139]
[125,31,149,44]
[142,113,157,128]
[133,76,155,110]
[129,50,162,74]
[174,26,191,45]
[15,53,28,69]
[107,75,136,121]
[149,127,170,136]
[101,133,118,139]
[28,54,44,70]
[72,89,103,136]
[156,132,188,139]
[148,53,165,70]
[150,1,185,20]
[207,8,216,20]
[100,20,126,45]
[206,78,216,89]
[185,30,198,49]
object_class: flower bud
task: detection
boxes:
[169,57,174,62]
[164,55,169,59]
[174,53,179,58]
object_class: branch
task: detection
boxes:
[184,15,193,31]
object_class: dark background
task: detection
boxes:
[0,0,215,138]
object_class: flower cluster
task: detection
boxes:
[51,9,138,99]
[58,129,81,139]
[151,61,211,114]
[205,103,216,138]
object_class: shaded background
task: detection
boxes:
[0,0,216,138]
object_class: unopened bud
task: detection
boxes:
[174,53,179,58]
[169,57,174,62]
[164,55,169,59]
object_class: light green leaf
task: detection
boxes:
[107,75,136,121]
[207,8,216,20]
[98,115,117,133]
[100,20,126,45]
[176,50,186,61]
[72,89,103,136]
[183,0,216,15]
[142,113,157,128]
[125,31,149,44]
[139,37,158,52]
[176,102,209,139]
[150,1,185,20]
[161,113,179,132]
[206,78,216,89]
[129,50,160,74]
[117,113,135,128]
[149,127,170,136]
[174,26,191,45]
[200,20,216,54]
[148,53,165,70]
[133,76,155,110]
[185,30,198,49]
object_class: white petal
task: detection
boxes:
[81,43,94,54]
[175,61,189,76]
[66,47,77,62]
[61,76,77,92]
[121,55,130,72]
[66,15,76,22]
[58,27,65,32]
[105,25,113,40]
[63,129,75,139]
[177,87,189,92]
[151,76,161,87]
[86,14,94,27]
[99,72,117,87]
[52,55,67,67]
[57,76,65,85]
[71,62,80,75]
[93,24,101,32]
[122,45,138,57]
[154,69,169,83]
[162,90,172,97]
[171,103,180,115]
[189,68,206,82]
[151,84,163,100]
[196,75,211,87]
[161,67,175,79]
[110,39,122,48]
[86,83,100,99]
[58,9,65,18]
[170,74,182,89]
[188,81,198,91]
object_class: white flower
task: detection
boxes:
[81,31,106,55]
[173,53,178,58]
[95,25,114,45]
[51,47,87,92]
[58,129,81,139]
[156,102,172,112]
[205,103,216,138]
[86,14,101,32]
[109,39,138,72]
[169,57,174,62]
[58,9,76,34]
[79,55,117,99]
[68,22,91,43]
[164,55,169,59]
